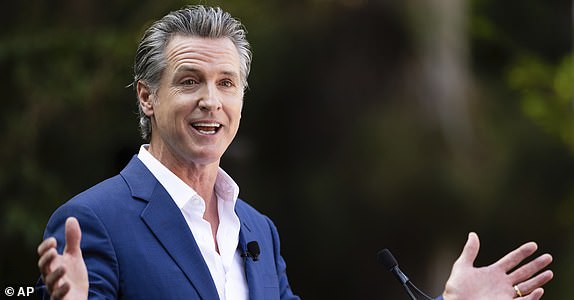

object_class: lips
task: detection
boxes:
[190,122,222,135]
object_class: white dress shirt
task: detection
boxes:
[138,145,248,300]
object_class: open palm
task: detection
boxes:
[38,217,89,300]
[442,232,553,300]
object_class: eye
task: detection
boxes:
[219,79,235,88]
[181,78,198,85]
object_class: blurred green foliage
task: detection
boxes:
[508,54,574,150]
[1,0,573,299]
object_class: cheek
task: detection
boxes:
[229,101,243,123]
[234,107,243,128]
[226,110,242,139]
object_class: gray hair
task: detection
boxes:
[133,5,252,141]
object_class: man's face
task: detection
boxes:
[139,35,244,168]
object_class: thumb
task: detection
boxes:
[64,217,82,256]
[454,232,480,268]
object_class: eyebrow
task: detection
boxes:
[220,70,240,79]
[173,66,200,76]
[173,66,240,79]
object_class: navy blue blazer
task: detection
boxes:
[38,156,300,300]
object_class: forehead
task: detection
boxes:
[163,35,241,74]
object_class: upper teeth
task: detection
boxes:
[192,122,221,127]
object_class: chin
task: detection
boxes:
[184,143,229,165]
[188,151,223,166]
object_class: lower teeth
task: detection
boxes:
[198,130,216,135]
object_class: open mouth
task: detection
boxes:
[191,122,222,135]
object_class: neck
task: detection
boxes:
[179,165,218,205]
[147,144,220,207]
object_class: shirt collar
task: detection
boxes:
[137,145,240,210]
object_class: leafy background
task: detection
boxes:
[1,0,573,299]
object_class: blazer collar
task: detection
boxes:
[236,203,265,300]
[120,156,219,300]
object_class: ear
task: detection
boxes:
[137,81,155,117]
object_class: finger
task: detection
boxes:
[64,217,82,256]
[515,270,553,296]
[38,248,58,276]
[37,237,57,256]
[454,232,480,267]
[51,282,70,300]
[519,287,544,300]
[44,266,65,294]
[494,241,538,272]
[509,254,553,283]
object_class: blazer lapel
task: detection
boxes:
[121,156,219,300]
[236,204,264,300]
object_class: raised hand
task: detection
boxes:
[443,232,553,300]
[37,217,89,300]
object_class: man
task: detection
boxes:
[37,5,553,300]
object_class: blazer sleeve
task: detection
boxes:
[265,216,300,300]
[38,201,120,300]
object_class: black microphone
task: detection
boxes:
[242,241,260,261]
[377,249,433,300]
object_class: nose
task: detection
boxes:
[198,83,222,112]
